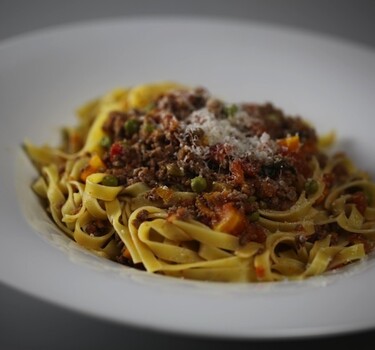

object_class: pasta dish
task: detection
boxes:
[24,81,375,282]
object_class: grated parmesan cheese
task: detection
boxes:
[183,107,276,160]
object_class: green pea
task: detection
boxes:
[305,179,319,195]
[100,135,112,148]
[101,175,119,187]
[191,176,207,193]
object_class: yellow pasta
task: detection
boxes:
[24,81,375,282]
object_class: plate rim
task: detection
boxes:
[1,15,375,340]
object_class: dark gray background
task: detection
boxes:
[1,1,375,349]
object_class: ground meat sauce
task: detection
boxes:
[101,87,322,244]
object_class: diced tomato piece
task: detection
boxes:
[110,142,124,160]
[110,142,123,156]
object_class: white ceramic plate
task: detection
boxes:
[1,16,375,340]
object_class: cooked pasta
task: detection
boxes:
[24,81,375,282]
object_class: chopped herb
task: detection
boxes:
[143,123,155,133]
[224,104,238,117]
[124,119,140,135]
[247,196,257,203]
[267,113,281,123]
[166,163,184,177]
[364,189,373,205]
[144,103,155,113]
[248,211,260,222]
[100,135,112,148]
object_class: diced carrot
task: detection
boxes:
[89,154,106,169]
[214,203,247,236]
[80,166,96,182]
[80,154,106,182]
[155,186,174,204]
[122,248,132,259]
[277,134,300,152]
